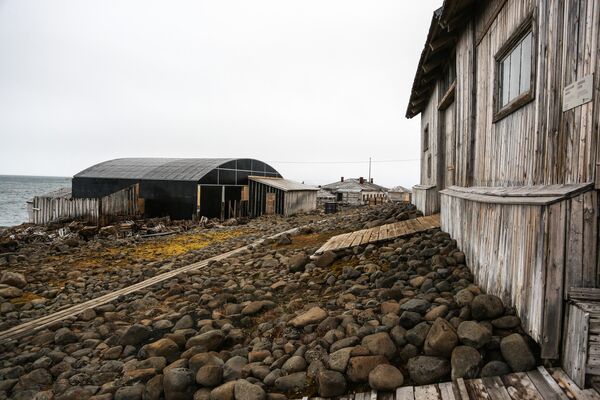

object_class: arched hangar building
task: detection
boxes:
[72,158,317,220]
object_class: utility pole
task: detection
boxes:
[368,157,372,181]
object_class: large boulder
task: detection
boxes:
[0,272,27,288]
[361,332,396,359]
[281,356,307,373]
[400,299,431,314]
[346,356,388,383]
[327,348,353,372]
[480,361,512,377]
[120,324,153,346]
[196,364,224,387]
[17,368,52,390]
[288,307,328,328]
[210,381,236,400]
[317,370,347,397]
[406,322,430,348]
[163,367,195,400]
[0,285,22,298]
[454,289,474,307]
[288,254,310,273]
[407,356,450,385]
[54,328,78,345]
[233,379,265,400]
[314,251,336,268]
[368,364,404,391]
[471,295,504,320]
[500,334,536,372]
[186,330,225,351]
[424,318,458,357]
[146,338,180,362]
[274,372,309,393]
[451,346,481,380]
[457,321,491,349]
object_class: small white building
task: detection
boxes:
[321,177,388,206]
[387,185,412,203]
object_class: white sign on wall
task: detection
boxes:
[563,73,594,112]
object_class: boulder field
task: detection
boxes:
[0,203,537,399]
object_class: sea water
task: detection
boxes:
[0,175,71,227]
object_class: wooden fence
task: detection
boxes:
[30,184,141,225]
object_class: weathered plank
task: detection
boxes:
[464,379,491,399]
[315,215,441,254]
[414,385,441,400]
[501,373,544,400]
[482,377,511,400]
[396,386,415,400]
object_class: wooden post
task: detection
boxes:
[220,186,225,221]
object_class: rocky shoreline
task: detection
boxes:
[0,203,538,400]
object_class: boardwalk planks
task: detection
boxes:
[315,215,441,254]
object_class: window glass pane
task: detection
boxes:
[519,32,532,93]
[509,42,521,102]
[501,56,510,106]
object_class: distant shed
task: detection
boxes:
[321,177,388,205]
[248,176,318,217]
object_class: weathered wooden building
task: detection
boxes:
[248,177,318,217]
[321,177,388,205]
[407,0,600,376]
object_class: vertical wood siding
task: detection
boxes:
[441,189,598,358]
[468,0,599,187]
[420,85,440,186]
[31,185,140,225]
[412,186,440,215]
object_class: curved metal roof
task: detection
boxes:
[74,158,275,181]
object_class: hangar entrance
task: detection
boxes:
[145,198,195,220]
[198,185,246,219]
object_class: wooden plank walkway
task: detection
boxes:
[296,367,599,400]
[0,227,301,344]
[315,214,440,254]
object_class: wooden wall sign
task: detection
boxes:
[563,74,594,112]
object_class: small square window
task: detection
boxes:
[494,17,536,122]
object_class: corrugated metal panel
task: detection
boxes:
[248,176,318,192]
[74,158,237,181]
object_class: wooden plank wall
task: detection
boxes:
[31,185,140,225]
[283,191,317,216]
[412,186,440,216]
[32,196,99,225]
[441,192,547,346]
[562,303,589,387]
[100,184,141,221]
[565,190,599,290]
[467,0,599,187]
[420,84,440,186]
[441,190,598,358]
[454,19,475,187]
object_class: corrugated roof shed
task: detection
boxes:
[74,158,236,181]
[321,178,388,193]
[248,176,318,192]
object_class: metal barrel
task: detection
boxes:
[324,202,337,214]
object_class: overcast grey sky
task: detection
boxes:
[0,0,438,188]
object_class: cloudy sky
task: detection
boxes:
[0,0,437,188]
